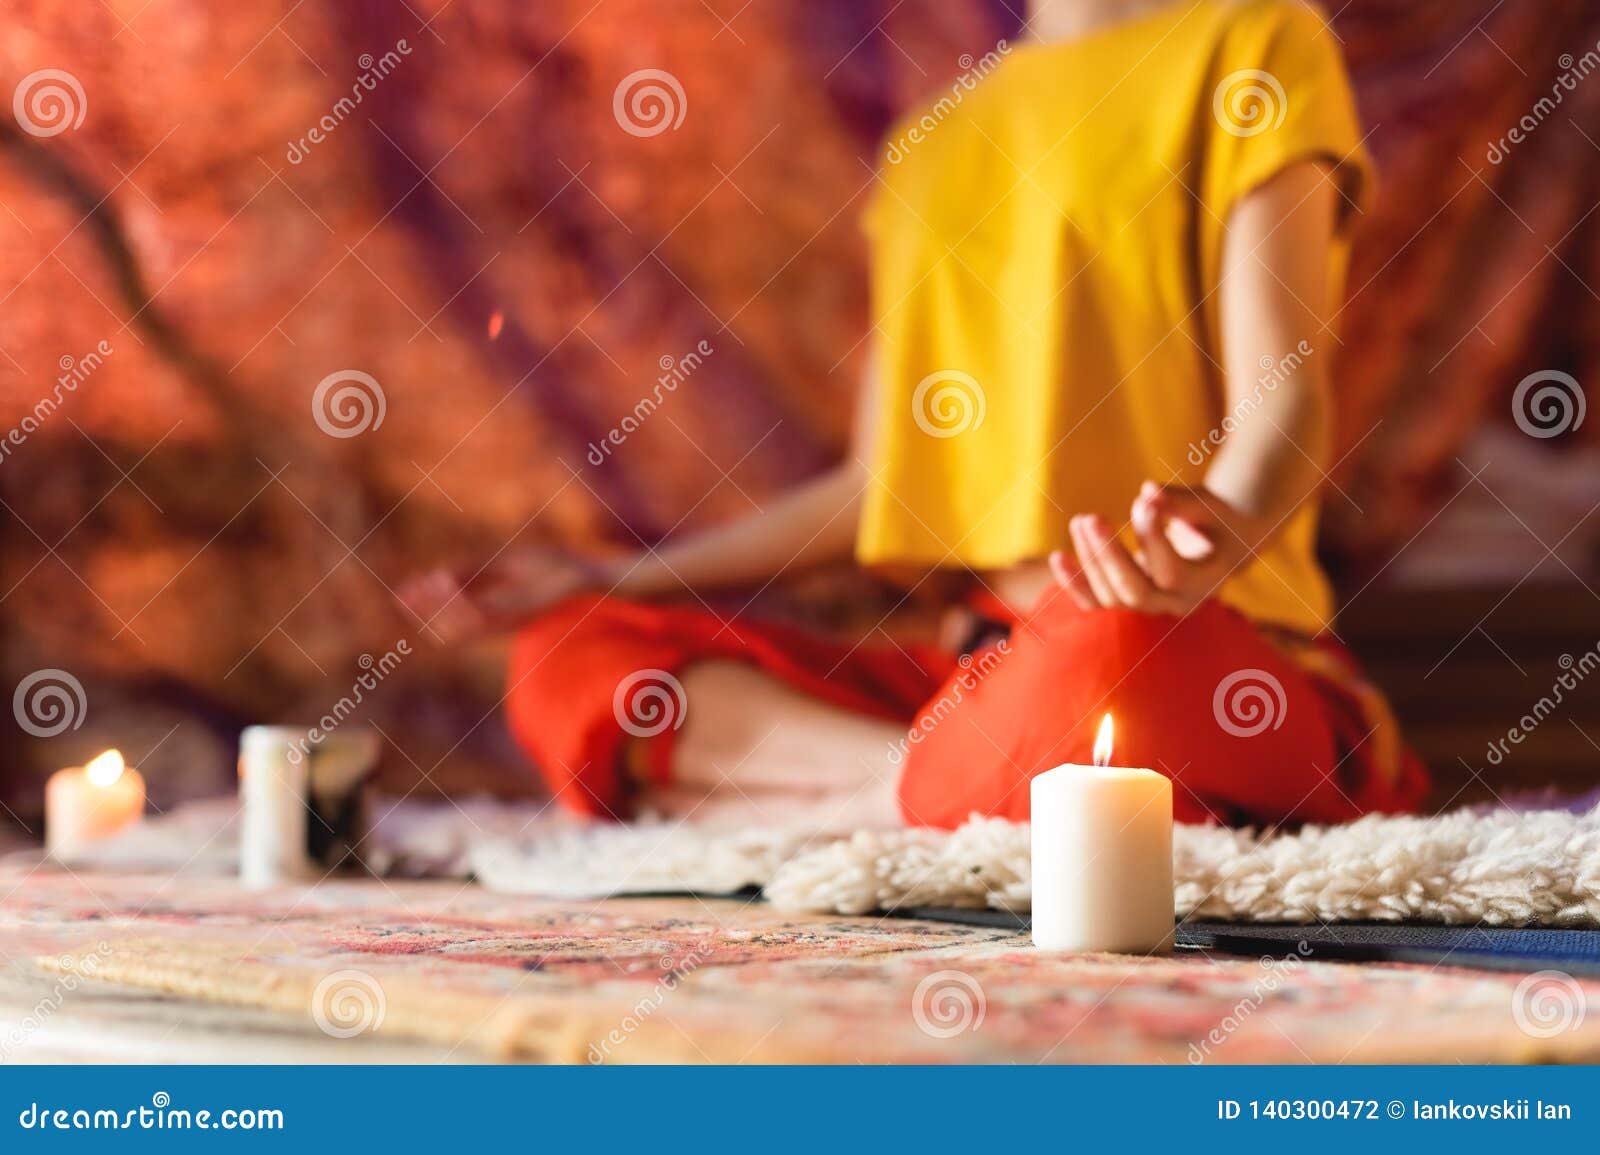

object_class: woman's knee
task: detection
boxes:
[504,594,675,816]
[898,599,1338,827]
[511,592,616,661]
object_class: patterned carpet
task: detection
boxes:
[5,867,1600,1063]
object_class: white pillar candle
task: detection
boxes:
[45,749,145,861]
[238,726,316,888]
[1030,715,1174,953]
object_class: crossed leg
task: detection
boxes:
[506,590,1426,830]
[505,593,949,824]
[645,660,908,829]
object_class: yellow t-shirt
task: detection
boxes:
[856,0,1372,635]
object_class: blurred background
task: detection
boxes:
[3,0,1600,827]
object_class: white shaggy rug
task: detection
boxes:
[762,808,1600,924]
[29,796,1600,927]
[469,803,1600,926]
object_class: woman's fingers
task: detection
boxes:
[1142,483,1221,562]
[1081,516,1159,607]
[1066,512,1195,614]
[399,570,483,642]
[1133,488,1186,591]
[397,571,451,619]
[430,593,489,642]
[1048,548,1097,610]
[1069,517,1118,607]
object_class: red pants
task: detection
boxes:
[505,589,1428,827]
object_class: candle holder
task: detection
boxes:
[238,725,381,888]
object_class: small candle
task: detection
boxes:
[1030,715,1174,953]
[238,726,317,888]
[45,749,146,861]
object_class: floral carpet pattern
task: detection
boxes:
[6,868,1600,1063]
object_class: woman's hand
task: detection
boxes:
[1049,481,1266,615]
[1050,165,1339,617]
[397,547,604,642]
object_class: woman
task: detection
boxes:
[400,0,1428,830]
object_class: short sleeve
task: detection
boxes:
[1203,1,1374,235]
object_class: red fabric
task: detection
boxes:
[506,593,953,818]
[506,590,1428,826]
[897,587,1428,827]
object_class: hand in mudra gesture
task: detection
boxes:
[1051,482,1266,616]
[398,547,602,642]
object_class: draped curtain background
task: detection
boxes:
[1,0,1596,808]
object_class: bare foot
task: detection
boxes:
[642,660,907,830]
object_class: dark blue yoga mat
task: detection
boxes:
[894,906,1600,975]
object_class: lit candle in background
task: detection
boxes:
[1030,715,1174,953]
[45,749,146,861]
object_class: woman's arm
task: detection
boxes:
[399,355,880,638]
[1196,161,1337,531]
[601,456,867,598]
[592,351,880,597]
[1054,162,1341,613]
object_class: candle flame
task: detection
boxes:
[86,749,125,787]
[1093,714,1113,768]
[487,310,504,340]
